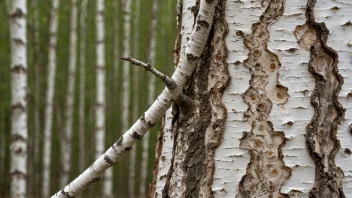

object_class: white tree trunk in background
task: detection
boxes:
[78,0,87,174]
[42,0,59,197]
[129,0,141,197]
[60,0,78,188]
[52,0,215,196]
[9,0,28,197]
[139,0,157,196]
[95,0,113,197]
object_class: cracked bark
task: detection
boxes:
[295,0,346,197]
[237,1,291,197]
[163,1,229,197]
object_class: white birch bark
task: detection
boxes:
[212,2,262,195]
[95,0,113,197]
[60,0,78,188]
[78,0,87,173]
[313,0,352,195]
[129,0,141,197]
[139,0,157,196]
[9,0,27,197]
[269,1,315,196]
[42,0,60,197]
[153,108,174,197]
[52,0,216,196]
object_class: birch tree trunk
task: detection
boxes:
[60,0,78,188]
[129,0,141,197]
[154,0,352,197]
[9,0,28,197]
[41,1,59,197]
[95,0,113,197]
[139,0,157,196]
[78,0,87,174]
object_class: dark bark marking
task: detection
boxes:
[11,133,26,143]
[104,154,114,165]
[10,170,26,179]
[11,103,26,113]
[10,8,25,18]
[130,131,142,140]
[124,146,132,151]
[12,38,26,46]
[84,176,101,188]
[238,1,291,197]
[294,0,346,197]
[60,189,74,198]
[11,64,27,74]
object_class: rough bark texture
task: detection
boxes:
[60,0,78,188]
[295,0,346,197]
[313,0,352,195]
[42,0,60,197]
[9,1,28,197]
[163,1,229,197]
[236,1,292,197]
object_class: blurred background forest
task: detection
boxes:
[0,0,177,197]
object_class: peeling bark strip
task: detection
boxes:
[238,1,291,197]
[294,0,345,197]
[164,1,229,197]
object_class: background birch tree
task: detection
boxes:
[9,0,28,197]
[41,0,59,197]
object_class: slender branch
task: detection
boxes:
[120,56,177,89]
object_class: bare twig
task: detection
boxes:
[120,56,177,89]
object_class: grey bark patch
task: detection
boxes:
[238,1,291,197]
[295,0,346,197]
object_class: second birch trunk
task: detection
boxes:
[42,0,60,197]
